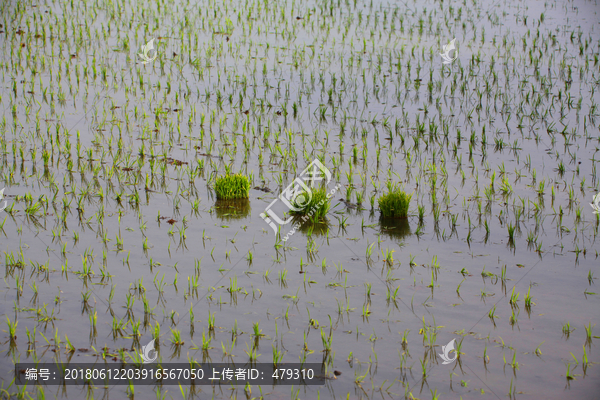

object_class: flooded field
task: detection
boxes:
[0,0,599,398]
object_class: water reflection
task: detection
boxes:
[292,216,330,237]
[379,217,411,241]
[214,199,251,220]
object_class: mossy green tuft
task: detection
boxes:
[378,182,412,218]
[214,174,250,200]
[289,188,330,222]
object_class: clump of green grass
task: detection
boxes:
[214,174,250,200]
[378,182,412,218]
[289,187,330,222]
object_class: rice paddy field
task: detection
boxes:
[1,0,599,398]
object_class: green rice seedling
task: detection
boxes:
[214,173,250,199]
[189,304,195,328]
[127,381,135,399]
[231,320,238,338]
[81,290,92,310]
[288,187,330,222]
[456,278,466,296]
[279,269,288,284]
[433,205,441,224]
[252,322,264,338]
[400,329,409,346]
[188,275,199,297]
[483,344,489,364]
[509,287,520,307]
[534,341,545,356]
[111,316,126,337]
[408,254,417,268]
[537,180,545,196]
[565,363,575,380]
[153,322,161,341]
[337,215,349,229]
[510,350,519,370]
[64,335,75,354]
[244,342,260,361]
[378,182,412,218]
[364,283,372,302]
[169,310,179,326]
[26,326,36,348]
[382,248,395,265]
[227,276,242,293]
[354,368,368,386]
[89,310,97,336]
[201,330,212,352]
[272,344,285,366]
[526,231,536,246]
[6,317,17,343]
[419,357,427,378]
[365,243,375,260]
[584,323,594,345]
[320,328,333,353]
[499,177,513,196]
[0,217,7,234]
[510,310,518,326]
[481,266,495,279]
[169,328,184,346]
[524,287,533,308]
[355,191,363,206]
[208,312,216,331]
[507,223,516,244]
[131,320,141,338]
[449,213,458,230]
[562,322,574,336]
[536,241,543,253]
[418,205,425,223]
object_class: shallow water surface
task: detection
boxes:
[0,0,599,398]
